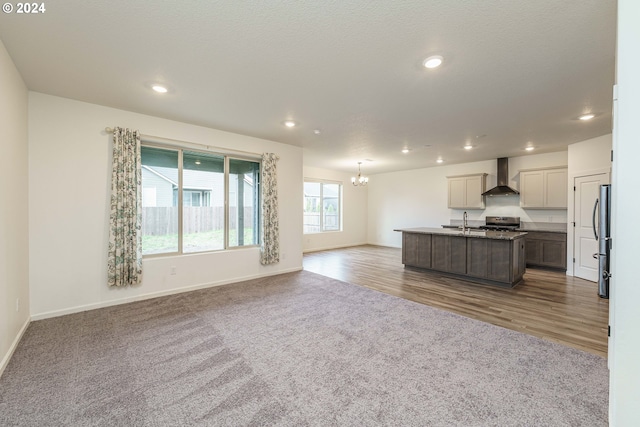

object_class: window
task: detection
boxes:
[141,147,179,254]
[141,145,260,256]
[303,181,342,233]
[229,158,260,247]
[182,150,225,253]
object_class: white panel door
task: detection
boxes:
[574,173,609,282]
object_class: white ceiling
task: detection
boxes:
[0,1,616,174]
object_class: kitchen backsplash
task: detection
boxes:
[447,219,567,232]
[449,194,568,228]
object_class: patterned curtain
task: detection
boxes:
[107,127,143,287]
[260,153,280,265]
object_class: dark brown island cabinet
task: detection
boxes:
[395,227,527,288]
[523,231,567,270]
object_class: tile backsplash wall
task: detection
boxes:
[449,194,568,230]
[447,219,567,232]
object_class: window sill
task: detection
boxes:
[142,245,260,259]
[303,230,343,235]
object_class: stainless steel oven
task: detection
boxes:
[481,216,520,232]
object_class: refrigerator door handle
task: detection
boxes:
[592,198,599,240]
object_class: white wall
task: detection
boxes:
[566,134,613,275]
[367,152,568,248]
[28,93,303,319]
[0,40,30,375]
[302,165,368,252]
[568,134,613,177]
[610,0,640,423]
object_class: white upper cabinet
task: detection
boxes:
[447,173,487,209]
[519,167,568,209]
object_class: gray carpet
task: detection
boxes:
[0,270,608,426]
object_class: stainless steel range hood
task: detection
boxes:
[481,157,520,196]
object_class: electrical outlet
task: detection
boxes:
[16,298,19,312]
[170,266,177,275]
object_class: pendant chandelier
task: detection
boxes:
[351,162,369,187]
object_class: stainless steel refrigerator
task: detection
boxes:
[592,184,611,299]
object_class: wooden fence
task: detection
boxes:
[303,212,339,233]
[142,207,254,235]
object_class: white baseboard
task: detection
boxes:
[31,267,303,321]
[0,316,30,379]
[302,243,402,254]
[365,241,402,249]
[303,242,368,254]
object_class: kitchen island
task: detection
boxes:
[394,227,527,288]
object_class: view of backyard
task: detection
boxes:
[303,181,341,233]
[143,228,257,255]
[142,206,257,254]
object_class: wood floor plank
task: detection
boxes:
[304,245,609,357]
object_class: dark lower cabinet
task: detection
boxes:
[466,238,489,278]
[402,233,432,269]
[450,237,467,274]
[431,235,466,274]
[466,238,525,284]
[401,231,526,287]
[487,240,514,283]
[430,234,449,271]
[524,231,567,270]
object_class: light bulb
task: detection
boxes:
[423,55,443,69]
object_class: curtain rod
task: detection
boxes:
[104,127,266,160]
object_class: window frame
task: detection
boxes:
[141,142,261,258]
[303,178,343,234]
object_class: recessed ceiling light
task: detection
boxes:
[423,55,443,69]
[313,129,321,135]
[464,145,473,150]
[436,158,444,163]
[578,113,595,121]
[402,148,410,154]
[525,146,535,151]
[151,84,168,93]
[283,120,297,128]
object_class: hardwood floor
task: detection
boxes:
[304,245,609,357]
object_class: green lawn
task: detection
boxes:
[143,228,257,255]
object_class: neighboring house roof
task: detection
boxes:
[142,165,177,186]
[144,165,254,191]
[145,166,219,191]
[304,182,340,198]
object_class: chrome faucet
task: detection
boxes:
[463,211,468,232]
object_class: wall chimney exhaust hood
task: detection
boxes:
[481,157,520,196]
